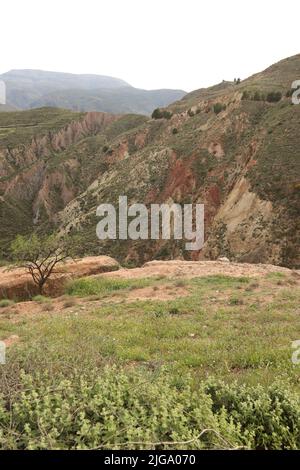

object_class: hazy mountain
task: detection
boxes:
[30,87,187,115]
[0,69,186,115]
[0,103,16,112]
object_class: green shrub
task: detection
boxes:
[205,380,300,450]
[0,368,299,450]
[66,277,151,297]
[162,110,173,120]
[0,368,247,450]
[151,108,161,119]
[253,91,262,101]
[0,299,14,308]
[152,108,173,120]
[172,128,178,134]
[242,90,282,103]
[213,103,226,114]
[32,295,51,303]
[168,307,180,315]
[266,91,282,103]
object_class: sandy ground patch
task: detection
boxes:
[125,284,189,301]
[98,260,297,280]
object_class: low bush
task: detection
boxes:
[205,380,300,450]
[0,368,299,449]
[241,90,281,103]
[266,91,282,103]
[152,108,173,120]
[253,91,263,101]
[228,296,244,306]
[242,90,250,100]
[32,295,51,303]
[213,103,226,114]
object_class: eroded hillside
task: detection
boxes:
[0,55,299,267]
[0,108,147,256]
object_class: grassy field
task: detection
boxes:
[2,273,299,384]
[0,272,299,449]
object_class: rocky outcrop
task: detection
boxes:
[201,177,275,263]
[1,112,119,190]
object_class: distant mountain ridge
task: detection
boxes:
[0,69,186,115]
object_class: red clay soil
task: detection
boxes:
[0,256,119,300]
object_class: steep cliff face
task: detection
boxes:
[0,69,186,115]
[0,55,299,267]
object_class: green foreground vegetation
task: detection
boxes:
[0,274,299,449]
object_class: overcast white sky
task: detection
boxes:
[1,0,299,92]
